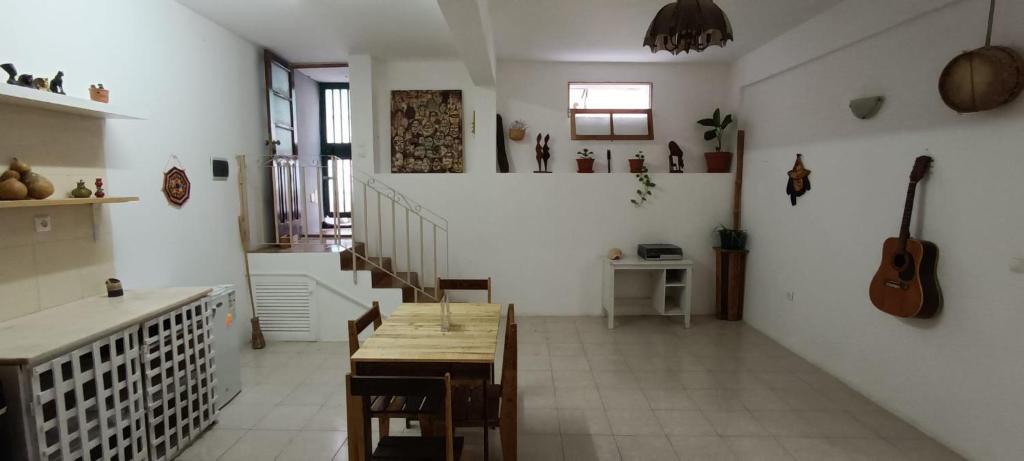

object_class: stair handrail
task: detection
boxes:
[352,170,448,231]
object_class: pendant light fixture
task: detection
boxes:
[644,0,733,55]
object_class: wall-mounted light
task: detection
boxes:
[849,96,885,120]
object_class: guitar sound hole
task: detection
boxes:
[892,253,917,282]
[892,254,907,268]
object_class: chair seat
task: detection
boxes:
[452,384,501,427]
[372,435,465,461]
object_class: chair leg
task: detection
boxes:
[379,416,390,438]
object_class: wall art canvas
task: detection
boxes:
[391,90,464,173]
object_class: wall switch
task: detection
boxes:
[34,215,52,232]
[1011,257,1024,274]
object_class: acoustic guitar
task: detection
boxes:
[869,156,942,318]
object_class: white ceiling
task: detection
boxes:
[297,67,350,83]
[490,0,844,63]
[175,0,458,62]
[177,0,841,64]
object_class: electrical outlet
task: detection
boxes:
[785,291,795,302]
[34,215,52,232]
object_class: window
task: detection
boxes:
[569,82,653,141]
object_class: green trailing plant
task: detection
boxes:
[698,108,734,151]
[716,224,748,250]
[630,151,656,206]
[577,148,594,158]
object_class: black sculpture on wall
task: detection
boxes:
[50,71,65,94]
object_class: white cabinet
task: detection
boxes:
[602,257,694,329]
[29,328,148,461]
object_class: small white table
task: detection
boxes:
[602,256,694,329]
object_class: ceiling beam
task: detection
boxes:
[436,0,496,86]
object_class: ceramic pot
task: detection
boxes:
[71,180,92,198]
[89,85,109,103]
[705,151,732,173]
[628,158,645,173]
[577,157,595,173]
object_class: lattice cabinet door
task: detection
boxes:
[141,300,218,461]
[30,327,148,461]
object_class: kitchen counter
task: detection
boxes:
[0,287,211,365]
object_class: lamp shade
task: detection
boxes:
[644,0,733,54]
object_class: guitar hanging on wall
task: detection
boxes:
[869,155,942,318]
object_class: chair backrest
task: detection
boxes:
[437,277,492,303]
[347,373,455,461]
[348,301,382,356]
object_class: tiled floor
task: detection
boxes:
[179,316,964,460]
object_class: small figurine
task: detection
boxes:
[1,63,16,84]
[71,180,92,198]
[534,133,543,172]
[89,84,109,103]
[50,71,64,94]
[542,134,551,172]
[16,74,33,87]
[668,141,685,173]
[786,154,811,206]
[32,78,49,91]
[94,178,105,198]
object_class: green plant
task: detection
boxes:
[698,108,734,151]
[633,151,645,159]
[715,224,748,250]
[631,165,656,206]
[577,148,594,158]
[511,120,528,130]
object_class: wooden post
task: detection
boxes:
[716,130,748,322]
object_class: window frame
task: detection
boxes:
[568,81,654,141]
[319,82,352,159]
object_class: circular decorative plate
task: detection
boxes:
[163,166,191,206]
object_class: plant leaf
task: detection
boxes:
[713,108,721,125]
[704,130,718,141]
[697,118,716,127]
[721,114,733,129]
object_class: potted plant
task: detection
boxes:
[716,225,748,250]
[698,108,734,173]
[509,120,527,141]
[628,151,646,173]
[576,148,596,173]
[631,164,656,206]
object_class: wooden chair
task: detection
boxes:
[347,373,463,461]
[348,302,395,437]
[437,277,492,303]
[451,304,516,461]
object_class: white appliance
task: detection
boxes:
[208,285,242,409]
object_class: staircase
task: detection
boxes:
[338,172,449,303]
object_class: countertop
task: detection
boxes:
[0,287,212,366]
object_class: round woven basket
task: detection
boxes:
[939,46,1024,113]
[508,128,526,141]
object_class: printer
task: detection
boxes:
[637,244,684,260]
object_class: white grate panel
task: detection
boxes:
[141,300,217,461]
[31,328,148,461]
[252,276,316,340]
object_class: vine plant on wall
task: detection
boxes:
[630,152,656,206]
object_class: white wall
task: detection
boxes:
[0,0,268,347]
[349,58,735,316]
[735,0,1024,459]
[498,60,734,173]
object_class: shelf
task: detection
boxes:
[0,84,143,119]
[665,283,687,287]
[0,196,139,209]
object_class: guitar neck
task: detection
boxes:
[898,181,918,247]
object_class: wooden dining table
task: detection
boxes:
[347,302,503,461]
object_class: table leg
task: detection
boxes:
[482,377,489,461]
[347,379,365,461]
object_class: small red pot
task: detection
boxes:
[577,157,595,173]
[628,158,645,173]
[705,151,733,173]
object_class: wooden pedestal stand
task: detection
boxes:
[714,130,749,321]
[715,248,749,321]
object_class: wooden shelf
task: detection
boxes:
[0,196,139,209]
[0,84,143,119]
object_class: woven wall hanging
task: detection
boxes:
[162,155,191,207]
[786,154,811,206]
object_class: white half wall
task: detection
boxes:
[0,0,269,348]
[735,0,1024,459]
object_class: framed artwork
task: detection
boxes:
[391,90,464,173]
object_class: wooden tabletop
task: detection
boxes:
[350,303,501,364]
[0,287,211,365]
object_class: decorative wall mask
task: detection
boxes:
[786,154,811,206]
[390,90,464,173]
[849,96,885,120]
[163,156,191,207]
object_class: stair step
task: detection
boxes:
[340,254,392,272]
